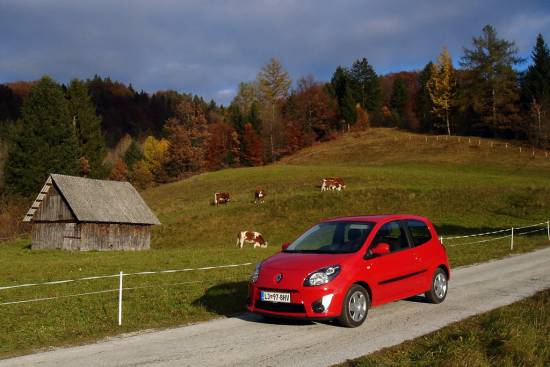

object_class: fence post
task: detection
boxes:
[439,236,444,245]
[547,221,550,241]
[510,227,514,250]
[118,271,123,326]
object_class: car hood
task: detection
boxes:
[261,252,353,271]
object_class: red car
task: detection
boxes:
[247,215,450,327]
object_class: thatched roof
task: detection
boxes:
[24,174,160,225]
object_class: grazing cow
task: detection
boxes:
[237,231,268,248]
[214,192,230,205]
[321,177,346,191]
[254,188,266,204]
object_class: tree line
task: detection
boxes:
[0,25,549,197]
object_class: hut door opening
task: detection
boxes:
[63,223,81,250]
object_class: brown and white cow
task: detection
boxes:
[254,188,266,204]
[321,177,346,191]
[214,192,230,205]
[237,231,268,248]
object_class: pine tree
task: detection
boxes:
[330,67,356,129]
[390,78,408,116]
[460,25,523,135]
[418,62,435,132]
[349,58,382,112]
[5,76,79,195]
[124,140,143,168]
[521,34,550,146]
[67,79,107,178]
[428,48,456,135]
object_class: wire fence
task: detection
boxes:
[1,219,549,325]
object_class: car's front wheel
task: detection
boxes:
[337,284,369,327]
[425,268,448,304]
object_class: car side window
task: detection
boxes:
[372,221,410,253]
[407,220,432,247]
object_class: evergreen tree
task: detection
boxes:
[418,62,435,132]
[124,140,143,168]
[460,25,523,136]
[248,101,262,133]
[390,77,408,118]
[349,58,382,112]
[522,34,550,146]
[5,76,79,195]
[330,67,356,128]
[67,79,107,178]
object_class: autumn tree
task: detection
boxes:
[142,136,169,177]
[460,25,523,136]
[163,99,209,177]
[428,48,456,135]
[349,58,382,112]
[521,34,550,146]
[257,58,291,161]
[109,159,128,181]
[67,79,107,177]
[241,123,263,166]
[205,121,240,169]
[5,76,79,195]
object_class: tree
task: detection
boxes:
[109,159,128,181]
[67,79,107,178]
[522,34,550,146]
[390,78,407,114]
[124,140,143,169]
[428,48,456,135]
[129,160,153,189]
[349,58,382,112]
[233,81,260,114]
[5,76,79,195]
[163,99,210,177]
[417,62,436,132]
[241,123,263,166]
[142,136,169,178]
[460,25,523,136]
[257,58,291,161]
[330,67,356,129]
[205,122,240,169]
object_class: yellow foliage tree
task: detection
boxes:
[428,47,456,135]
[142,136,169,175]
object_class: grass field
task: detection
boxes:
[1,128,550,358]
[339,288,550,367]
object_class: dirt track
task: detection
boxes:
[2,247,550,367]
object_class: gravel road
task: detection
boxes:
[2,246,550,367]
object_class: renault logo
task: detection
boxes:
[276,273,283,283]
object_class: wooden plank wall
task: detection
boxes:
[31,222,151,251]
[33,185,75,222]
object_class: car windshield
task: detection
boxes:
[285,221,375,254]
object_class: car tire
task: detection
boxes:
[337,284,369,328]
[425,268,448,304]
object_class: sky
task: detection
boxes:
[1,0,549,105]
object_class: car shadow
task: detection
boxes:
[402,295,431,304]
[192,281,249,317]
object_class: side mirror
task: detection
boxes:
[371,243,391,256]
[282,242,290,251]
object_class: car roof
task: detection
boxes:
[322,214,429,223]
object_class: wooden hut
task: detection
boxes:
[23,174,160,251]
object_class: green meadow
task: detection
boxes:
[1,128,549,358]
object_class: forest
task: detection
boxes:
[0,24,549,208]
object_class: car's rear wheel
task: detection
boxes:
[338,284,369,328]
[425,268,448,304]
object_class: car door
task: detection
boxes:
[363,220,418,304]
[404,219,437,293]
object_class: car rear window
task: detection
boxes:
[407,220,432,246]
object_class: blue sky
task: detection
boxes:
[1,0,549,105]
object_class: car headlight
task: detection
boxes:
[251,264,261,283]
[304,265,341,286]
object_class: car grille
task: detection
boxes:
[255,300,306,313]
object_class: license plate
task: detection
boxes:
[261,291,291,303]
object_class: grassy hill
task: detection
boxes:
[1,128,550,357]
